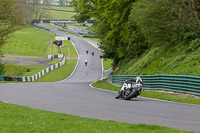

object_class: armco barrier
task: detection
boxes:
[3,57,66,82]
[108,74,200,96]
[22,56,65,82]
[0,75,4,81]
[32,23,50,31]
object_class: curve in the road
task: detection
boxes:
[0,25,199,132]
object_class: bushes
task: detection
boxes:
[3,63,27,76]
[3,63,46,77]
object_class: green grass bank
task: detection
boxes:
[1,25,78,82]
[114,39,200,76]
[35,40,78,82]
[3,26,60,57]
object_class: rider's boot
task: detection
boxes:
[115,92,120,99]
[115,90,123,99]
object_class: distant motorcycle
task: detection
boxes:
[115,78,143,100]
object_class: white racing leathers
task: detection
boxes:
[120,82,142,91]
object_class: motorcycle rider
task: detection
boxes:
[85,60,88,66]
[115,76,143,99]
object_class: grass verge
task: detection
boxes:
[84,37,100,43]
[35,40,78,82]
[44,10,76,20]
[92,79,200,105]
[3,27,54,57]
[0,39,78,83]
[0,101,191,133]
[3,63,47,77]
[103,58,113,71]
[35,59,77,82]
[46,6,75,12]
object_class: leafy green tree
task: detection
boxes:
[0,0,22,74]
[71,0,97,22]
[72,0,200,67]
[58,0,64,6]
[0,0,21,50]
[131,0,200,46]
[96,0,137,64]
[131,0,178,46]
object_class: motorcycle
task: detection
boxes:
[115,80,142,100]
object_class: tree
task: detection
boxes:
[0,0,22,49]
[131,0,200,46]
[0,0,22,74]
[15,0,51,24]
[72,0,200,66]
[72,0,145,64]
[71,0,97,22]
[58,0,65,6]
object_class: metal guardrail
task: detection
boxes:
[0,75,4,81]
[2,56,66,82]
[108,75,200,96]
[32,23,50,31]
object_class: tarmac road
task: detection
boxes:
[0,25,200,132]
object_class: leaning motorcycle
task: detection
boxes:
[115,82,142,100]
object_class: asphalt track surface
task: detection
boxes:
[0,25,200,132]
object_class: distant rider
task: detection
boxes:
[85,60,88,66]
[115,76,143,99]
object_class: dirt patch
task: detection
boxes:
[2,54,51,66]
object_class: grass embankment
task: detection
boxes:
[1,26,61,78]
[36,40,78,82]
[1,26,77,81]
[114,40,200,76]
[0,101,191,133]
[3,26,60,57]
[41,6,75,20]
[46,6,75,12]
[45,10,76,20]
[3,63,47,77]
[103,59,113,70]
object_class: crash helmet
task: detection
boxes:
[136,76,142,84]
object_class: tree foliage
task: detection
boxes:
[0,0,22,50]
[72,0,200,65]
[0,0,23,74]
[16,0,51,24]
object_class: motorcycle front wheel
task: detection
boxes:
[124,89,138,100]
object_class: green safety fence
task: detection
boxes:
[108,74,200,96]
[0,75,4,81]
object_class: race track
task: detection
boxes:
[0,25,199,132]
